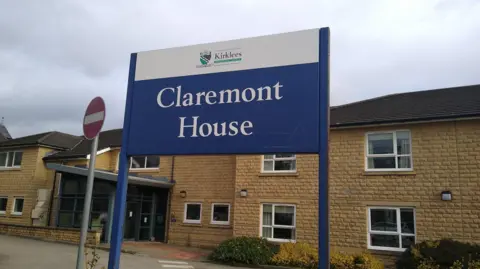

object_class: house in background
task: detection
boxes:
[0,84,479,266]
[42,129,172,243]
[0,118,12,142]
[41,130,233,246]
[0,132,82,227]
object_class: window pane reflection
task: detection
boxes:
[370,234,399,248]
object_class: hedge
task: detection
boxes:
[396,239,480,269]
[209,237,384,269]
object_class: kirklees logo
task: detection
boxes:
[200,50,211,65]
[197,48,242,68]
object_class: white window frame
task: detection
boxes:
[0,196,7,215]
[260,203,296,243]
[367,207,416,252]
[365,130,413,172]
[211,203,231,225]
[261,154,297,173]
[183,203,202,224]
[11,197,24,216]
[0,151,23,169]
[116,152,121,170]
[118,154,160,170]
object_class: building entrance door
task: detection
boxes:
[123,185,167,241]
[124,201,140,240]
[154,190,168,242]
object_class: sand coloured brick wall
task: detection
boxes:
[0,147,51,226]
[0,223,101,245]
[233,154,319,246]
[1,118,479,267]
[329,120,480,265]
[167,155,236,248]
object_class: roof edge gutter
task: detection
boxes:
[43,156,88,161]
[0,144,67,151]
[331,115,480,130]
[86,147,112,160]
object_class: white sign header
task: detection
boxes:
[135,28,320,81]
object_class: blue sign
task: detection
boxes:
[128,66,319,155]
[124,28,327,155]
[108,27,330,269]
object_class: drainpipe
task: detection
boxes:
[165,156,175,243]
[170,156,175,183]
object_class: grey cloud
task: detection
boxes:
[1,0,479,138]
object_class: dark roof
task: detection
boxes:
[0,123,12,141]
[0,131,82,150]
[330,84,480,127]
[44,129,122,160]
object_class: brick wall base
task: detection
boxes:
[0,223,101,246]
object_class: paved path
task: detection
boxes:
[0,235,250,269]
[107,241,211,261]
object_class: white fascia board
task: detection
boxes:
[86,147,111,160]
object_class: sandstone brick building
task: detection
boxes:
[1,84,479,261]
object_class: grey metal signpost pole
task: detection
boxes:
[76,135,99,269]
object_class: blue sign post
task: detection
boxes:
[108,27,330,269]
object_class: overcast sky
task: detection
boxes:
[1,0,479,138]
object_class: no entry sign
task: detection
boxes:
[77,96,105,269]
[83,97,106,140]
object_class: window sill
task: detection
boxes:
[259,172,299,177]
[10,213,23,217]
[208,224,232,229]
[0,167,21,171]
[266,238,296,244]
[129,168,160,172]
[364,171,415,176]
[368,247,406,253]
[181,222,202,227]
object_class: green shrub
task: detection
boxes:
[210,238,384,269]
[271,242,384,269]
[330,252,384,269]
[270,242,384,269]
[415,259,480,269]
[467,260,480,269]
[396,239,480,269]
[271,242,318,268]
[416,259,440,269]
[208,236,276,265]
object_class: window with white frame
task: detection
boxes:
[0,151,23,168]
[211,203,230,225]
[0,197,7,214]
[262,154,296,172]
[261,204,296,242]
[128,156,160,169]
[12,197,24,215]
[366,131,412,171]
[368,207,415,251]
[184,203,202,224]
